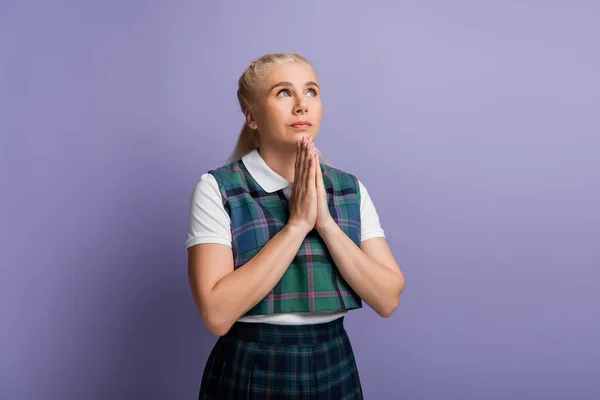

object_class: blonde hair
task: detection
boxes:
[226,53,329,165]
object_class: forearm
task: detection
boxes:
[207,223,308,333]
[317,222,403,317]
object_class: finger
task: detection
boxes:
[294,138,302,184]
[300,137,309,189]
[316,153,323,185]
[318,155,327,198]
[302,140,313,185]
[307,142,315,179]
[307,149,316,191]
[298,136,305,175]
[305,140,313,164]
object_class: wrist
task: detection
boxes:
[286,219,313,237]
[315,217,337,234]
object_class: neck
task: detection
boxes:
[257,143,298,183]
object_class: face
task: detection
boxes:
[247,62,322,148]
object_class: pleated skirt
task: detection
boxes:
[198,317,363,399]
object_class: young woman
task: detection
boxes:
[186,53,405,399]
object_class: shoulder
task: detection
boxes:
[191,172,221,201]
[191,160,241,201]
[208,159,242,177]
[186,173,232,249]
[207,159,249,189]
[321,163,360,186]
[321,164,374,205]
[189,161,241,201]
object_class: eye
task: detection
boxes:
[306,88,317,97]
[277,89,292,98]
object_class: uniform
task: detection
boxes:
[186,149,385,399]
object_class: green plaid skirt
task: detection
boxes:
[198,317,363,399]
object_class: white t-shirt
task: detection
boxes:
[186,149,385,325]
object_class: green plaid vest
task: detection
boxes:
[208,159,363,316]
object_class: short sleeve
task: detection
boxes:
[358,180,386,242]
[185,173,232,249]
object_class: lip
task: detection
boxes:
[290,121,312,127]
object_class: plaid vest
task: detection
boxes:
[208,159,363,316]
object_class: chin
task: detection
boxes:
[283,129,315,144]
[291,130,313,137]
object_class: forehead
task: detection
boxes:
[262,62,318,89]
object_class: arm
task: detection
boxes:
[188,222,308,336]
[187,138,317,336]
[313,156,404,318]
[316,222,405,317]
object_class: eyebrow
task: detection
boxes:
[269,81,320,92]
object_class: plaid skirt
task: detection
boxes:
[198,317,363,399]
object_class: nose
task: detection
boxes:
[293,97,308,115]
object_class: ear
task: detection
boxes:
[245,108,258,130]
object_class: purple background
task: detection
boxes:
[2,1,599,399]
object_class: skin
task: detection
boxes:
[245,61,323,184]
[188,62,405,336]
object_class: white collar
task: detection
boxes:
[241,149,292,193]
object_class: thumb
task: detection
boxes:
[316,155,324,190]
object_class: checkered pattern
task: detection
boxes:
[198,318,363,399]
[208,161,363,315]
